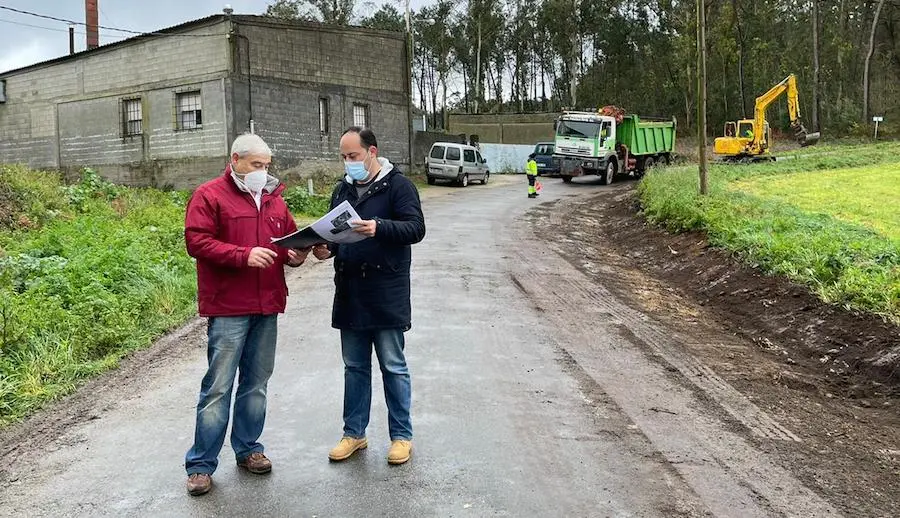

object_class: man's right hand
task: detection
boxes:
[313,244,332,261]
[248,247,278,268]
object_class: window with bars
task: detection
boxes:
[122,98,142,136]
[319,98,329,133]
[352,103,368,128]
[176,91,202,131]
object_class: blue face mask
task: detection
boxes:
[345,151,371,182]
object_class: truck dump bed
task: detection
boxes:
[618,115,676,156]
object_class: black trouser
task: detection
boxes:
[527,174,537,194]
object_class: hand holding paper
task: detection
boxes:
[351,219,377,237]
[272,201,369,249]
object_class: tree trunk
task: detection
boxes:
[418,55,427,113]
[722,53,728,119]
[811,0,820,131]
[441,72,448,130]
[836,0,848,105]
[732,0,747,117]
[475,18,482,114]
[864,0,886,122]
[541,52,547,111]
[569,33,578,107]
[463,67,469,114]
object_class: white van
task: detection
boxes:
[425,142,490,187]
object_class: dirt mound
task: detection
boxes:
[533,187,899,399]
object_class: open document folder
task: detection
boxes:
[272,200,368,249]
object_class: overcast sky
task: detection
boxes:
[0,0,430,73]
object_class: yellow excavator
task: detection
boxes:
[714,74,820,162]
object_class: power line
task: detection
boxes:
[0,4,221,38]
[0,16,128,41]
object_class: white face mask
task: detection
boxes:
[240,169,268,192]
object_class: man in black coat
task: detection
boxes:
[313,127,426,465]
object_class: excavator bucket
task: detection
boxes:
[799,131,821,147]
[791,119,821,147]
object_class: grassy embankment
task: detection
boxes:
[638,141,900,323]
[0,166,331,426]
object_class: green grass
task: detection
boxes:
[734,164,900,240]
[638,142,900,323]
[0,167,197,426]
[282,185,331,220]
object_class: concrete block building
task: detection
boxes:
[0,14,411,188]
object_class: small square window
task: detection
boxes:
[176,91,202,131]
[353,103,368,128]
[122,98,142,136]
[319,98,329,133]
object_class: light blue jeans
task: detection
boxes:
[185,315,278,475]
[341,328,413,441]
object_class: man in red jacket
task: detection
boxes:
[183,133,307,496]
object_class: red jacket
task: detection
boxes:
[184,166,298,317]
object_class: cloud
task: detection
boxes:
[0,38,54,73]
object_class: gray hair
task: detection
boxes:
[230,133,272,158]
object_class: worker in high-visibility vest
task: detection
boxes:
[526,154,539,198]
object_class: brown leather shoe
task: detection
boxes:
[237,452,272,474]
[186,473,211,496]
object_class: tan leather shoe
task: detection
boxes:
[328,437,368,461]
[387,440,412,465]
[237,452,272,474]
[186,473,212,496]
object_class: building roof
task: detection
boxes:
[1,14,405,77]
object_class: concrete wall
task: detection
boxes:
[57,80,228,187]
[233,18,411,179]
[448,112,557,145]
[0,19,230,187]
[480,143,534,173]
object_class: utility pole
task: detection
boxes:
[697,0,708,195]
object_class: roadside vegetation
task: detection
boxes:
[638,142,900,323]
[0,166,333,427]
[0,167,196,425]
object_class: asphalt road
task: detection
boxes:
[0,176,839,517]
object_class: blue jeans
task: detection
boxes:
[185,315,278,475]
[341,328,413,441]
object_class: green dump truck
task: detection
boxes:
[551,110,677,184]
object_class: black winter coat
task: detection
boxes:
[328,168,426,330]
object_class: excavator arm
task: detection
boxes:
[750,74,819,153]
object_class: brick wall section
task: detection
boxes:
[57,80,228,186]
[233,18,411,176]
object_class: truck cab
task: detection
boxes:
[552,112,619,184]
[552,110,676,184]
